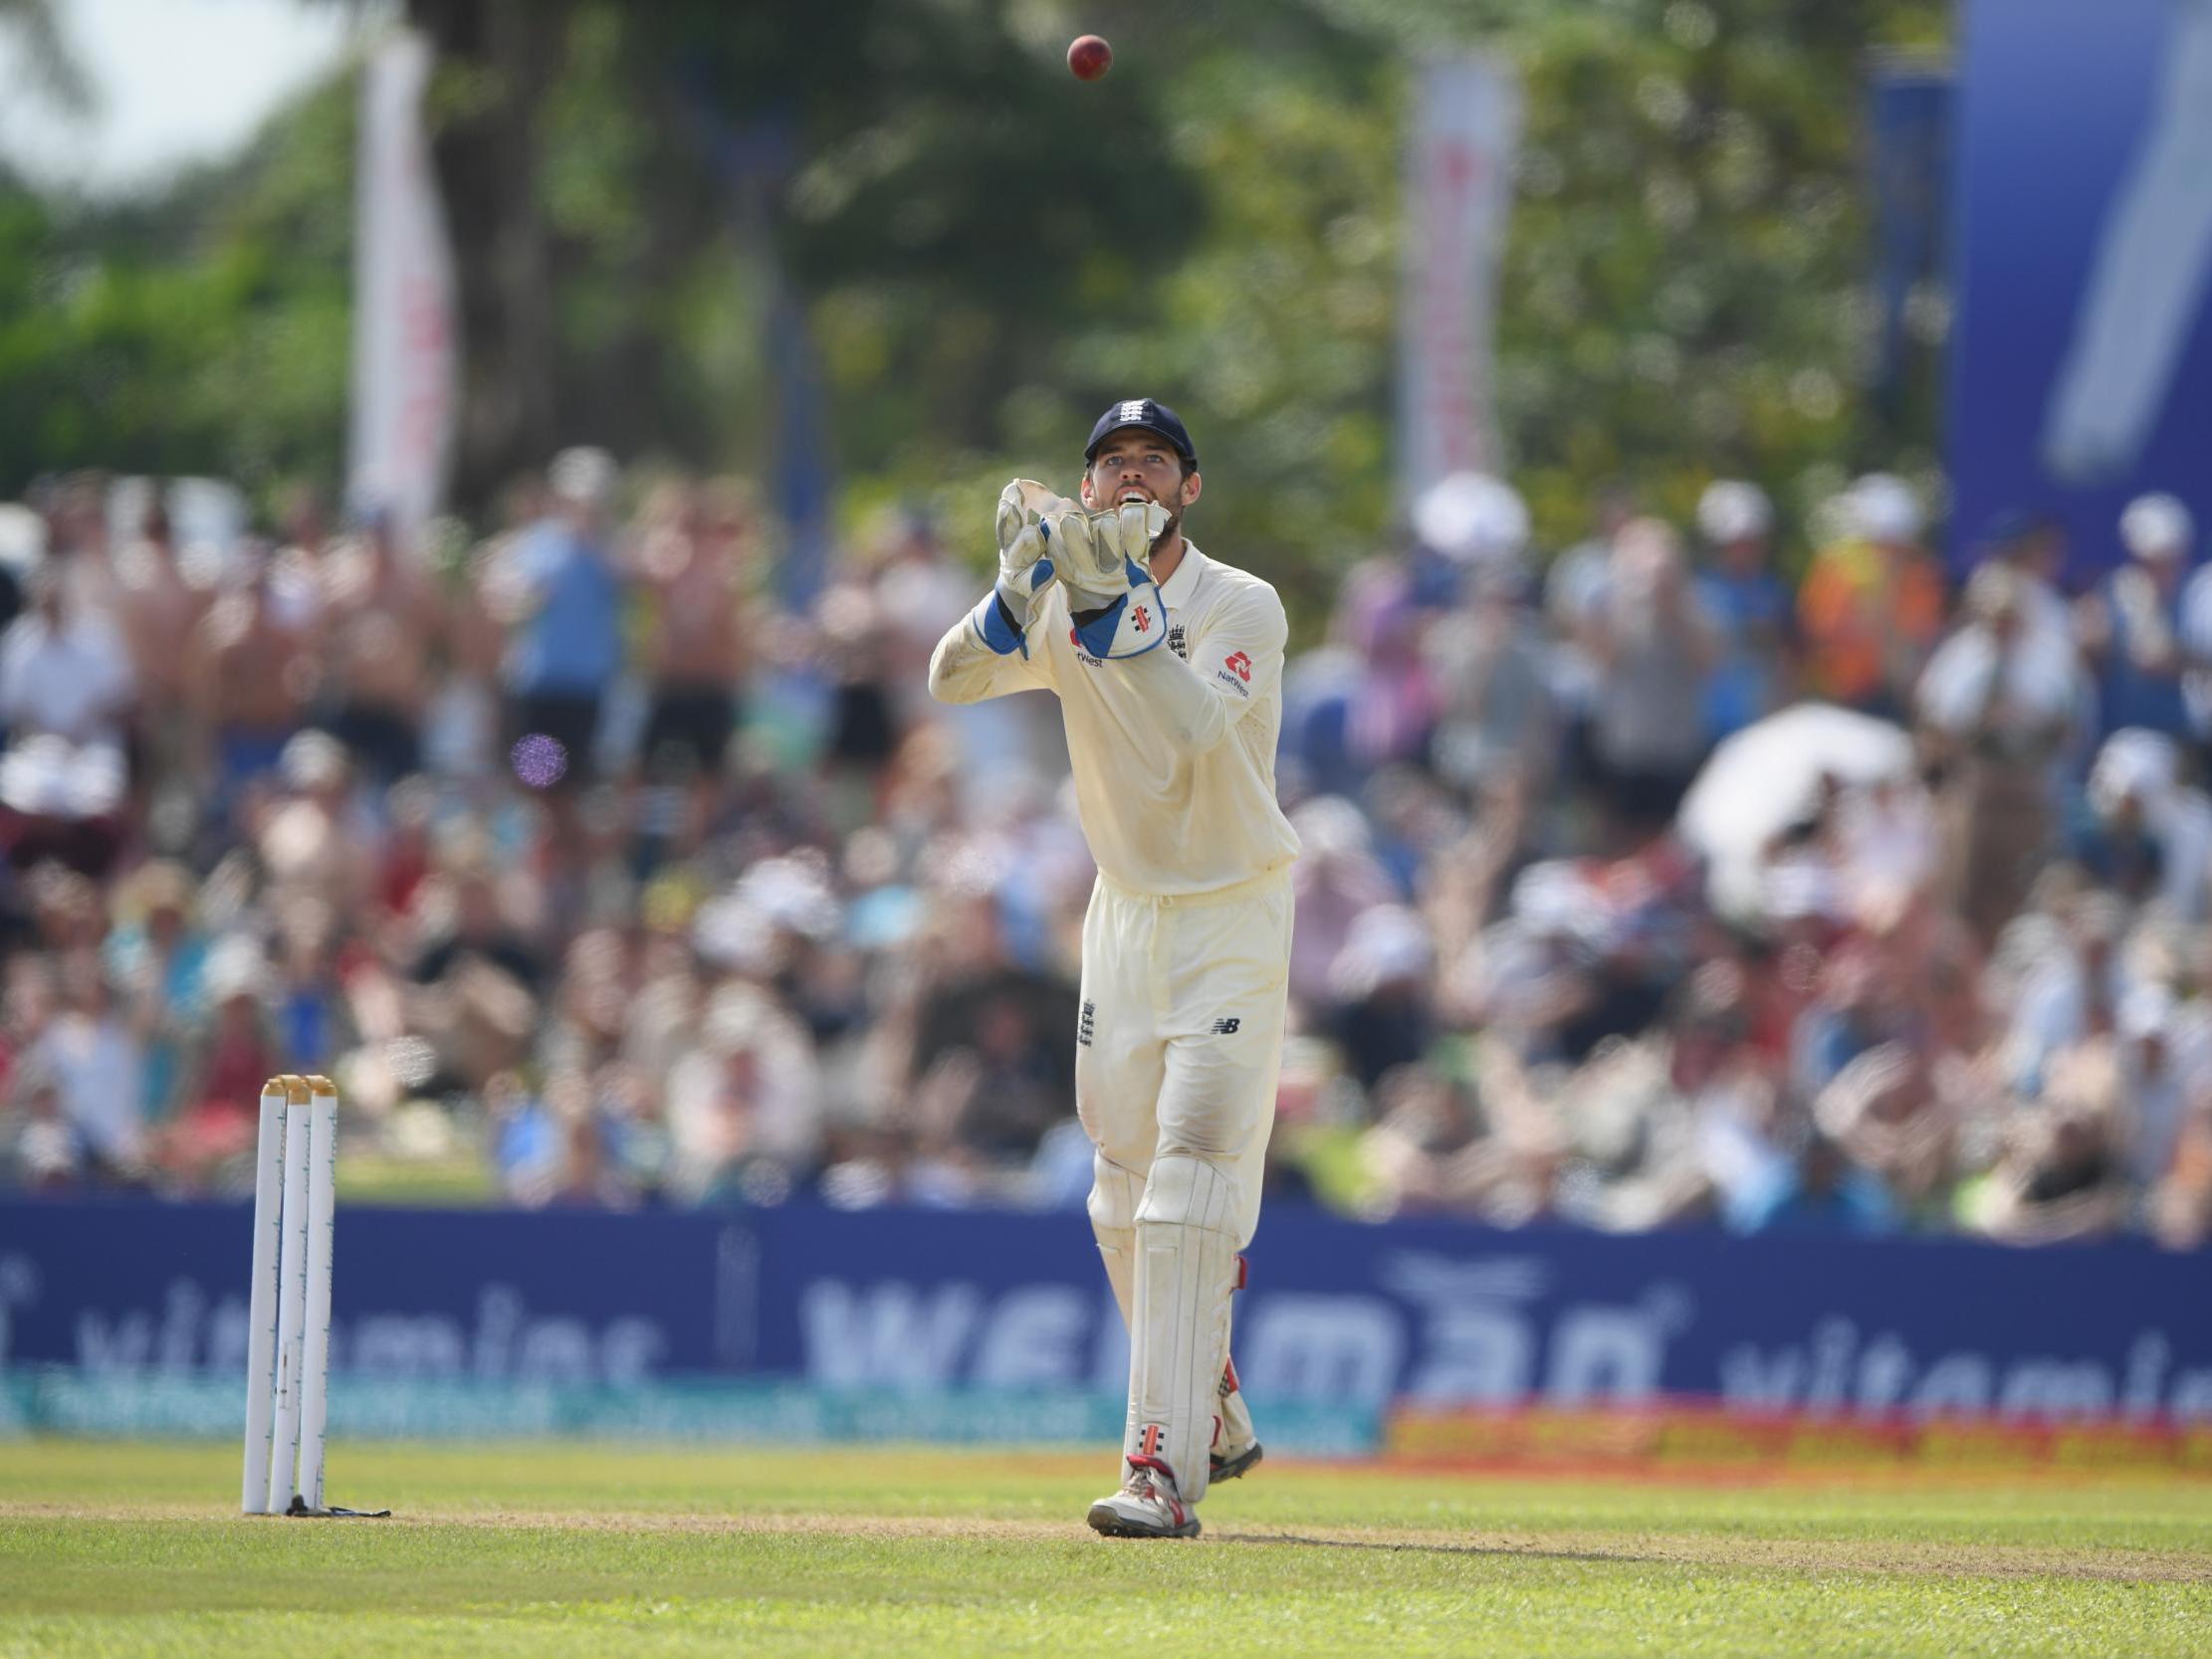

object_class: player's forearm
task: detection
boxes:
[926,610,1001,705]
[1122,643,1234,755]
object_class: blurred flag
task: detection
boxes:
[348,30,457,555]
[1867,55,1951,409]
[679,98,834,611]
[1398,54,1520,509]
[770,287,836,613]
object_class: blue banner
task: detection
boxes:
[2,1199,2207,1425]
[1947,0,2212,575]
[1867,58,1950,404]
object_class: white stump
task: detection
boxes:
[240,1082,288,1514]
[298,1076,339,1513]
[267,1077,312,1513]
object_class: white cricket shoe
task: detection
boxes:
[1086,1455,1201,1540]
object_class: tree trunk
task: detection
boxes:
[404,0,562,515]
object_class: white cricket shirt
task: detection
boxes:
[928,542,1301,897]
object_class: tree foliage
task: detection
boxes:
[1,0,1948,608]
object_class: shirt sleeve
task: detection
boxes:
[1916,632,1990,733]
[926,593,1056,705]
[2182,570,2212,660]
[1123,583,1286,756]
[0,625,26,726]
[87,615,136,711]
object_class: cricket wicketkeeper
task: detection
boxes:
[927,398,1299,1540]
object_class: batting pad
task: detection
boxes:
[1094,1203,1255,1462]
[1126,1152,1241,1503]
[1217,1337,1255,1454]
[1088,1151,1144,1327]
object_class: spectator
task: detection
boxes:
[2150,1093,2212,1247]
[1327,905,1437,1089]
[1981,509,2076,654]
[1356,1062,1483,1219]
[633,476,751,786]
[159,939,278,1188]
[1918,564,2087,941]
[1582,518,1718,842]
[1543,483,1639,789]
[0,570,136,877]
[1969,1050,2127,1242]
[1797,473,1946,718]
[1424,551,1556,802]
[4,1068,80,1190]
[317,513,446,785]
[1287,797,1399,1015]
[1810,1042,1955,1222]
[1999,888,2128,1098]
[1693,480,1796,739]
[0,566,133,751]
[664,981,822,1202]
[2109,983,2212,1193]
[2081,494,2194,741]
[28,955,145,1183]
[2081,728,2212,923]
[102,487,204,796]
[1327,538,1438,779]
[865,505,973,734]
[1736,1135,1901,1236]
[484,447,627,783]
[187,547,318,823]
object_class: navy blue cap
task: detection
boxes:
[1085,398,1197,469]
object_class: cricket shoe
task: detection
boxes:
[1210,1439,1263,1483]
[1210,1352,1260,1482]
[1086,1455,1201,1540]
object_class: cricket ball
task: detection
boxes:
[1067,34,1112,81]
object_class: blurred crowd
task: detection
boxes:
[0,451,2208,1251]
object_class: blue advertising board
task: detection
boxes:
[1947,0,2212,575]
[2,1198,2208,1428]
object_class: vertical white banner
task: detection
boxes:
[1398,54,1521,508]
[349,30,457,553]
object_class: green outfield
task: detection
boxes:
[2,1442,2208,1658]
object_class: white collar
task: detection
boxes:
[1159,541,1207,607]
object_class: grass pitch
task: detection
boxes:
[2,1441,2208,1657]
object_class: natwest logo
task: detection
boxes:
[1224,651,1251,683]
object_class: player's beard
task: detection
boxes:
[1149,504,1183,557]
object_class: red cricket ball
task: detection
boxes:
[1067,34,1113,81]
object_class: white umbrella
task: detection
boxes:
[1677,704,1917,895]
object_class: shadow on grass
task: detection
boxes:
[1212,1532,1637,1565]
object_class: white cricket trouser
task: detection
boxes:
[1075,865,1292,1503]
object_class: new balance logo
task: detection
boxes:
[1078,1001,1096,1047]
[1211,1017,1240,1035]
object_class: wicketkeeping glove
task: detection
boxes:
[971,479,1072,657]
[1043,502,1172,659]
